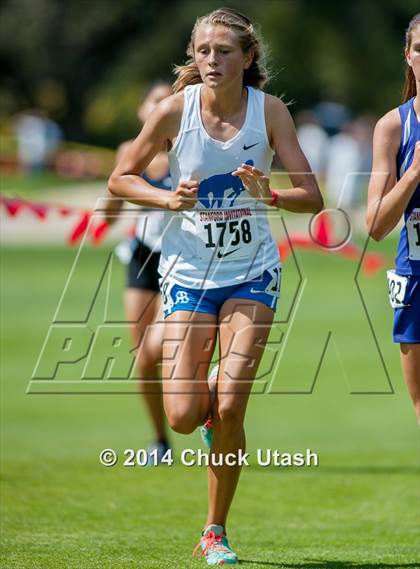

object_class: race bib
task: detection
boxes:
[386,270,409,309]
[407,208,420,261]
[195,206,260,262]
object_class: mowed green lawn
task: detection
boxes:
[1,240,419,569]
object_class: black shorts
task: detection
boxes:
[127,239,160,292]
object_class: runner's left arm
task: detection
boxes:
[234,95,323,213]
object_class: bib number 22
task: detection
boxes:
[386,270,409,309]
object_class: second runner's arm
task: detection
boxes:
[366,109,420,241]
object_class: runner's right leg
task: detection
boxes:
[162,311,217,434]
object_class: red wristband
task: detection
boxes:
[270,190,279,207]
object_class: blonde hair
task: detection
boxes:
[173,7,269,93]
[402,13,420,103]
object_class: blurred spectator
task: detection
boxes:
[325,121,361,208]
[350,114,376,197]
[295,110,329,178]
[313,100,351,137]
[14,109,62,173]
[55,149,111,179]
[324,116,376,233]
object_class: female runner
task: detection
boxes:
[367,13,420,425]
[109,7,323,565]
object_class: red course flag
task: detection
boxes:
[58,207,72,216]
[68,211,91,245]
[312,211,332,247]
[91,220,109,244]
[2,197,25,217]
[28,203,49,220]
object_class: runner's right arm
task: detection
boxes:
[108,95,198,211]
[366,109,420,241]
[102,141,132,225]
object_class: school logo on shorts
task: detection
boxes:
[175,290,190,304]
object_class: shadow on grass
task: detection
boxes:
[239,560,420,568]
[245,465,419,476]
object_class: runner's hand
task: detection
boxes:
[408,141,420,183]
[232,163,271,204]
[168,180,199,211]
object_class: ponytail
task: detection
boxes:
[402,13,420,103]
[402,67,416,103]
[173,59,202,94]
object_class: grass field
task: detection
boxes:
[1,239,419,569]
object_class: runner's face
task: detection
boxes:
[193,24,253,89]
[137,84,172,123]
[406,26,420,83]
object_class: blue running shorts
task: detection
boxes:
[392,275,420,343]
[160,266,281,319]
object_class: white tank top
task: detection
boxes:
[159,83,280,288]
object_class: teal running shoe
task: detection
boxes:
[199,418,214,449]
[193,524,239,565]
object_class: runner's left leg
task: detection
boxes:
[206,299,274,529]
[400,343,420,425]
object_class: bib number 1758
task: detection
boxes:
[204,219,252,249]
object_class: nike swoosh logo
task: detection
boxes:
[217,248,240,259]
[250,287,279,295]
[243,143,259,150]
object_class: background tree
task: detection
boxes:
[1,0,418,146]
